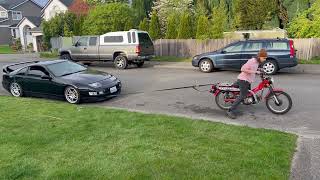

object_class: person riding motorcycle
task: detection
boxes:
[226,49,268,119]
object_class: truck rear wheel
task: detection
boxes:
[114,55,128,69]
[61,53,72,60]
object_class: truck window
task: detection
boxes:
[132,32,136,43]
[77,37,88,46]
[127,32,131,43]
[138,33,153,46]
[89,37,97,46]
[104,36,123,43]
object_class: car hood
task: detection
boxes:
[198,50,220,57]
[61,69,114,84]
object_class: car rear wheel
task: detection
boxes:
[61,53,72,60]
[199,59,214,73]
[10,82,23,97]
[64,86,80,104]
[263,60,278,75]
[114,55,128,69]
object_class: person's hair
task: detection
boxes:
[258,49,268,58]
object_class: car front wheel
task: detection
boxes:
[64,86,80,104]
[263,60,278,75]
[10,82,23,97]
[199,59,214,73]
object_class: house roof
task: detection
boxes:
[41,0,74,12]
[17,16,42,27]
[0,0,42,10]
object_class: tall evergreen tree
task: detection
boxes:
[196,15,210,39]
[211,0,227,38]
[132,0,147,22]
[139,18,149,31]
[149,10,161,39]
[177,11,194,39]
[165,13,178,39]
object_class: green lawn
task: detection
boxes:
[0,45,14,54]
[39,51,59,58]
[299,57,320,64]
[153,56,191,62]
[0,96,297,179]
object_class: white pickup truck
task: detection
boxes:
[59,29,155,69]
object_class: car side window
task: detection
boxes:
[89,37,97,46]
[266,42,289,50]
[243,42,263,51]
[27,66,49,78]
[77,37,88,46]
[16,67,28,76]
[224,43,244,53]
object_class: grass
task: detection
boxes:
[39,51,59,58]
[0,45,14,54]
[153,56,191,62]
[0,96,297,179]
[299,57,320,64]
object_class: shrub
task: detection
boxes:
[196,15,210,40]
[177,12,193,39]
[165,13,178,39]
[149,10,161,40]
[139,18,149,31]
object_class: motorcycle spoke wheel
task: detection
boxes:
[266,92,292,114]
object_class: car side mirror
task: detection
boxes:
[74,42,78,47]
[41,75,52,80]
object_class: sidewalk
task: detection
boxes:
[151,61,320,74]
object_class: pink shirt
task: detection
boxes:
[237,58,259,83]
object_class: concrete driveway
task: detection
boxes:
[0,54,319,179]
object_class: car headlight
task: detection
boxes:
[89,82,102,88]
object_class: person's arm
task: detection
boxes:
[241,62,260,74]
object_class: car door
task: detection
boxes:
[71,37,89,60]
[218,42,245,69]
[86,37,99,60]
[24,66,59,96]
[241,41,264,66]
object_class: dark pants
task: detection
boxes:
[230,80,251,112]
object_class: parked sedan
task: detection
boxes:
[192,39,298,75]
[2,60,121,104]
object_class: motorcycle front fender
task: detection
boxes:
[264,88,284,99]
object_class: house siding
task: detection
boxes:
[0,27,11,44]
[43,0,68,21]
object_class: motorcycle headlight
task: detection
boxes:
[89,82,102,88]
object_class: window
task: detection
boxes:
[243,42,263,51]
[224,43,244,52]
[77,37,88,46]
[89,37,97,46]
[127,32,131,43]
[16,67,27,76]
[0,11,8,18]
[132,32,136,43]
[138,33,153,46]
[266,42,289,50]
[12,11,22,20]
[27,66,49,77]
[104,36,124,43]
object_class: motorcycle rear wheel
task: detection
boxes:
[215,91,238,110]
[266,91,292,115]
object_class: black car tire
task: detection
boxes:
[64,86,80,104]
[114,55,128,69]
[199,59,214,73]
[262,60,278,75]
[61,53,72,60]
[10,82,23,97]
[136,61,144,68]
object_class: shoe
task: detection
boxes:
[226,110,237,119]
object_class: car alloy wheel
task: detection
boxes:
[114,55,128,69]
[64,86,80,104]
[199,59,213,73]
[263,61,277,75]
[10,82,23,97]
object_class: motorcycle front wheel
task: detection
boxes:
[215,91,238,110]
[266,91,292,115]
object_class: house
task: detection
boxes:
[0,0,43,45]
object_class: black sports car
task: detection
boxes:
[2,60,121,104]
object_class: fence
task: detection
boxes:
[154,38,320,60]
[51,37,320,60]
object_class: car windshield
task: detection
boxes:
[46,61,86,77]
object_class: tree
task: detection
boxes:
[86,0,128,5]
[177,12,194,39]
[287,0,320,38]
[149,10,161,39]
[165,13,178,39]
[82,3,135,35]
[211,1,227,38]
[124,18,134,31]
[132,0,147,22]
[196,15,210,39]
[63,22,73,37]
[139,18,149,31]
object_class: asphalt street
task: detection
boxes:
[0,54,319,179]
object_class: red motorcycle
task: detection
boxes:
[210,72,292,114]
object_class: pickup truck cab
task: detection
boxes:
[59,29,155,69]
